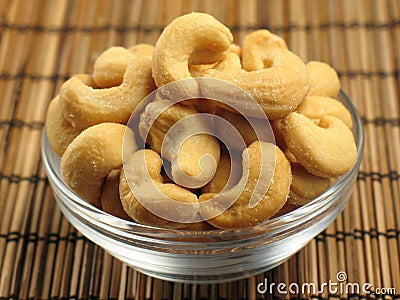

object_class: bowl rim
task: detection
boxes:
[41,89,364,240]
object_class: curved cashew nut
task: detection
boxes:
[152,12,233,87]
[199,141,291,229]
[306,61,340,98]
[93,44,154,88]
[242,29,287,71]
[139,100,220,188]
[202,150,242,194]
[46,96,81,156]
[60,55,155,130]
[281,112,357,177]
[46,74,97,156]
[296,95,352,128]
[60,123,137,206]
[119,149,199,228]
[202,48,310,120]
[100,169,132,220]
[288,163,334,206]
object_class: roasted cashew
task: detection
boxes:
[242,29,287,71]
[128,43,154,57]
[288,163,334,206]
[46,96,81,156]
[60,123,137,206]
[306,61,340,98]
[60,55,155,130]
[281,112,357,178]
[202,48,310,120]
[46,74,97,156]
[216,108,272,151]
[139,100,220,188]
[202,150,242,194]
[152,12,233,87]
[100,169,132,220]
[119,149,199,228]
[199,141,291,229]
[296,95,352,128]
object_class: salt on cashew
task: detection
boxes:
[119,149,199,229]
[60,55,155,130]
[281,112,357,178]
[242,29,288,71]
[296,95,353,128]
[46,74,98,156]
[199,141,291,229]
[60,123,137,206]
[139,100,220,188]
[100,169,132,220]
[202,48,310,120]
[306,61,340,98]
[288,163,334,206]
[152,12,233,87]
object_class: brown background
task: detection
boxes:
[0,0,399,299]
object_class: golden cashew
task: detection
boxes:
[46,74,97,156]
[93,44,154,88]
[202,48,310,120]
[242,29,287,71]
[202,150,242,194]
[199,141,291,229]
[214,108,261,150]
[100,169,132,220]
[227,43,242,58]
[152,12,233,87]
[296,95,353,128]
[281,112,357,178]
[60,55,155,130]
[306,61,340,98]
[60,123,137,206]
[288,163,334,206]
[119,149,199,229]
[46,96,81,157]
[128,43,154,57]
[139,100,220,188]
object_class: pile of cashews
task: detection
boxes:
[46,12,357,230]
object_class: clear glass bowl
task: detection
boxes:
[41,91,364,284]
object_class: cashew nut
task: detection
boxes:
[139,99,220,188]
[119,149,199,228]
[199,141,291,229]
[202,48,310,120]
[46,96,81,156]
[242,29,287,71]
[152,12,233,87]
[46,74,97,156]
[296,95,353,128]
[128,43,154,57]
[60,123,137,206]
[281,112,357,178]
[202,150,242,194]
[288,163,334,206]
[60,55,155,130]
[100,169,132,220]
[306,61,340,98]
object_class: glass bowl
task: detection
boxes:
[41,91,364,284]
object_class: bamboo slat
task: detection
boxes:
[0,0,399,299]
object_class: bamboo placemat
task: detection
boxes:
[0,0,399,299]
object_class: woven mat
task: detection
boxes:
[1,0,399,299]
